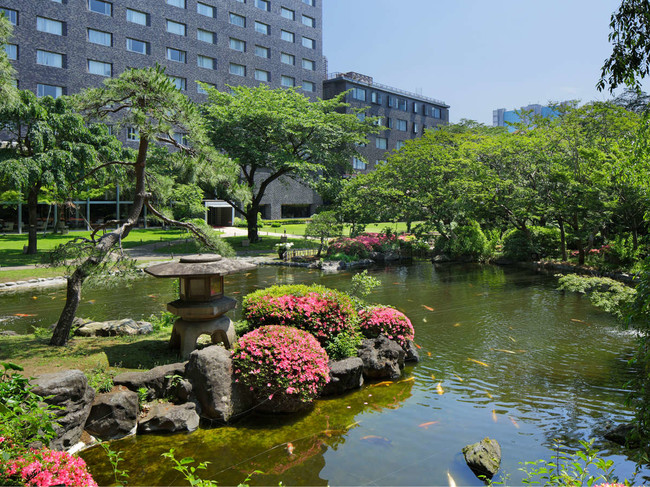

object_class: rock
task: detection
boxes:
[75,318,153,337]
[403,340,420,363]
[321,358,364,396]
[114,362,187,401]
[0,330,18,336]
[138,402,200,433]
[31,370,95,451]
[28,279,38,283]
[358,335,405,380]
[604,423,638,447]
[185,345,253,422]
[462,438,501,480]
[432,254,451,263]
[84,388,139,440]
[4,282,15,287]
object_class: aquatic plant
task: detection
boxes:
[358,306,414,348]
[232,326,330,404]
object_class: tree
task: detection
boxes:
[0,13,17,107]
[0,91,125,254]
[304,210,342,257]
[49,66,233,346]
[203,84,378,242]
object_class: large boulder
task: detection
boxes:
[403,340,420,363]
[462,438,501,480]
[75,318,153,337]
[31,370,95,451]
[604,423,638,447]
[321,358,364,396]
[358,335,405,380]
[184,345,252,423]
[114,362,187,401]
[138,402,200,434]
[84,388,139,440]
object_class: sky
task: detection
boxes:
[323,0,636,124]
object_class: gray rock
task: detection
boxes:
[462,438,501,480]
[84,388,139,440]
[31,370,95,450]
[321,357,364,396]
[4,282,15,287]
[114,362,187,401]
[604,423,638,447]
[15,281,27,285]
[185,345,252,422]
[358,335,405,380]
[403,340,420,363]
[138,402,200,433]
[28,279,38,283]
[0,283,6,288]
[0,330,18,336]
[75,318,153,337]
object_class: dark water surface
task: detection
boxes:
[1,262,646,485]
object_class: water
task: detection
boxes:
[1,263,646,484]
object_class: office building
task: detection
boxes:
[493,103,561,132]
[323,71,449,173]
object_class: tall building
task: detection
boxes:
[1,0,324,100]
[493,103,561,132]
[323,72,449,173]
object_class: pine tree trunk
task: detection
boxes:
[26,186,40,255]
[246,205,259,242]
[559,217,567,261]
[49,269,85,345]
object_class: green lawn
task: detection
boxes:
[156,235,314,255]
[0,228,188,267]
[258,221,417,237]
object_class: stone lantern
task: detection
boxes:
[145,254,255,358]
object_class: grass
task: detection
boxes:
[154,235,314,255]
[257,221,418,237]
[0,266,68,283]
[0,228,188,267]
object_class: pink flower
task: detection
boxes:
[358,306,415,348]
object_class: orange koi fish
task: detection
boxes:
[467,358,489,367]
[14,313,36,317]
[418,421,439,429]
[147,294,157,298]
[427,352,432,357]
[87,299,96,304]
[398,377,415,383]
[31,296,37,300]
[492,410,498,423]
[509,416,520,429]
[453,374,463,382]
[436,382,444,395]
[414,343,422,349]
[286,442,294,455]
[422,305,435,311]
[371,381,393,387]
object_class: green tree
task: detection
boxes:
[49,66,233,346]
[203,84,378,242]
[304,210,342,257]
[0,91,125,254]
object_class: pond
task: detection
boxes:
[1,262,647,485]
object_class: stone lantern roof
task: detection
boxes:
[144,254,256,278]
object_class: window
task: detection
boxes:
[374,117,384,126]
[280,52,294,65]
[432,107,441,118]
[396,141,406,150]
[397,119,407,131]
[281,7,294,20]
[197,82,215,94]
[37,84,63,98]
[281,30,294,42]
[352,157,366,170]
[126,9,148,25]
[281,75,295,87]
[166,47,186,63]
[302,59,315,71]
[301,15,315,27]
[302,80,314,92]
[356,113,365,121]
[197,2,215,17]
[197,55,216,69]
[88,0,111,15]
[255,45,270,58]
[351,87,366,101]
[375,137,387,149]
[386,117,393,128]
[371,92,382,104]
[88,59,112,76]
[255,22,270,35]
[302,0,315,5]
[126,127,139,141]
[413,102,419,113]
[37,50,64,68]
[229,13,245,27]
[376,159,386,167]
[166,20,186,35]
[126,38,149,54]
[5,44,17,60]
[387,95,395,108]
[173,133,188,145]
[255,0,270,11]
[51,0,63,4]
[88,28,112,46]
[37,17,64,35]
[302,36,315,49]
[397,99,407,111]
[197,29,216,43]
[0,8,17,25]
[413,123,419,134]
[169,76,186,90]
[229,63,245,76]
[166,0,186,7]
[230,38,245,51]
[255,69,269,82]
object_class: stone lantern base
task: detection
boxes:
[170,316,236,359]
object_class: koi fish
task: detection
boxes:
[447,471,457,487]
[398,377,415,383]
[422,318,428,323]
[453,323,461,327]
[87,299,96,304]
[485,391,493,399]
[361,435,391,446]
[427,352,432,357]
[431,374,436,380]
[436,382,444,395]
[51,297,56,300]
[31,296,37,300]
[509,416,520,429]
[492,349,516,354]
[468,358,489,367]
[231,291,241,294]
[422,305,434,311]
[414,343,422,349]
[492,409,498,423]
[14,313,36,317]
[147,294,157,298]
[286,442,294,455]
[508,336,517,343]
[570,318,590,325]
[418,421,439,429]
[371,381,393,387]
[453,374,463,382]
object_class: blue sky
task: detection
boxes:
[323,0,632,124]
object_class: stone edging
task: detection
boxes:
[521,260,637,285]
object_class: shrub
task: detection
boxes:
[502,226,561,261]
[232,326,330,403]
[233,217,247,228]
[242,284,357,346]
[325,329,364,361]
[434,221,492,261]
[358,306,414,348]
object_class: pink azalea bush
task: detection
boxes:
[328,232,399,258]
[0,438,97,487]
[242,284,357,346]
[232,326,330,403]
[358,306,415,348]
